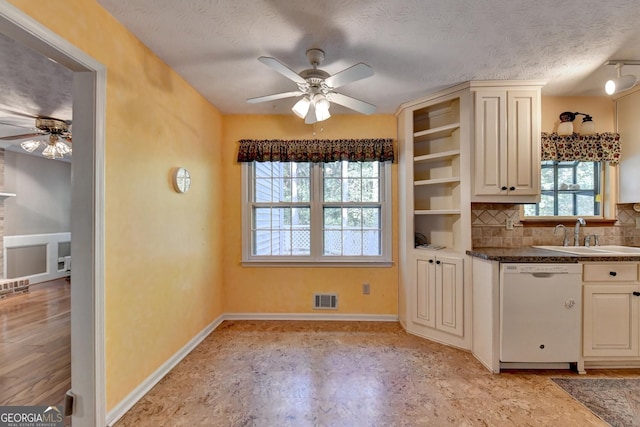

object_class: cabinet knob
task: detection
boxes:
[428,259,434,264]
[610,271,617,277]
[633,291,640,296]
[509,186,516,191]
[501,186,508,191]
[436,260,441,265]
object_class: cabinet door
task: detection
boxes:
[474,90,507,195]
[435,255,464,337]
[506,90,540,196]
[414,258,436,328]
[583,284,639,357]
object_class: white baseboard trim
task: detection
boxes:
[105,312,397,425]
[223,312,398,322]
[105,314,225,427]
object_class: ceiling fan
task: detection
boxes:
[0,117,72,159]
[247,48,376,124]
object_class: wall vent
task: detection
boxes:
[314,293,338,309]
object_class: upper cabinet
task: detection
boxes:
[472,83,544,203]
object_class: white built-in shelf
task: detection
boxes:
[413,123,460,141]
[414,149,460,163]
[414,177,460,186]
[414,209,461,215]
[0,192,16,200]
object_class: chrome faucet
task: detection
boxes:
[554,224,569,246]
[574,218,586,246]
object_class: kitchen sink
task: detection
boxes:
[534,245,640,256]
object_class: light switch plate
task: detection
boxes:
[636,217,640,229]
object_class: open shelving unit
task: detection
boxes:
[410,96,466,252]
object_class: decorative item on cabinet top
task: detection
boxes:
[557,111,595,136]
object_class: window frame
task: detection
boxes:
[241,161,392,266]
[521,160,611,221]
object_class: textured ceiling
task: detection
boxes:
[3,0,640,150]
[94,0,640,115]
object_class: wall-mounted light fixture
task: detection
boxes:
[557,112,595,136]
[604,60,640,95]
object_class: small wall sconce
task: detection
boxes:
[557,112,595,136]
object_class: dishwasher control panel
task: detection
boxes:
[502,263,582,274]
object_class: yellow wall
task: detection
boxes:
[541,96,615,132]
[8,0,225,410]
[222,115,399,315]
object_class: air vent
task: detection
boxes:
[314,293,338,309]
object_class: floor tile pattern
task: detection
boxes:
[115,320,639,426]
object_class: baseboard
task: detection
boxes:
[223,312,398,322]
[105,312,397,425]
[105,314,225,426]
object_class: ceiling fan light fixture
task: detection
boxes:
[292,97,311,119]
[20,139,41,152]
[314,96,331,122]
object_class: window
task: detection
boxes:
[524,160,602,217]
[243,161,391,264]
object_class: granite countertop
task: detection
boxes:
[466,247,640,263]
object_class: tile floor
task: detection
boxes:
[115,320,639,426]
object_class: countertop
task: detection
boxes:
[466,247,640,263]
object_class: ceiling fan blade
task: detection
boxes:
[0,132,43,141]
[328,92,376,115]
[324,63,374,89]
[247,91,304,104]
[258,56,307,85]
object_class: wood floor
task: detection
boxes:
[0,279,70,407]
[115,320,640,427]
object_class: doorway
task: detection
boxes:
[0,3,105,426]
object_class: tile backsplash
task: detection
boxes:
[471,203,640,248]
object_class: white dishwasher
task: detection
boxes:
[500,263,582,368]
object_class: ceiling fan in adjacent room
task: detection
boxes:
[247,48,376,124]
[0,117,72,159]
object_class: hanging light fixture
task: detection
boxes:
[604,60,640,95]
[313,95,331,122]
[17,118,72,159]
[557,112,595,136]
[21,134,72,159]
[291,96,311,119]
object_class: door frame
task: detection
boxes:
[0,3,106,426]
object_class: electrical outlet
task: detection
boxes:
[636,217,640,229]
[362,283,370,295]
[506,218,514,230]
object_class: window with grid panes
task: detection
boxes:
[523,160,602,217]
[243,161,391,263]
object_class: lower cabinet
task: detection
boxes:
[582,262,640,362]
[583,283,640,357]
[413,254,464,337]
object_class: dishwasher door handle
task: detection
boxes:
[530,272,564,278]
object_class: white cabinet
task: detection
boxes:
[472,85,542,203]
[414,254,464,337]
[582,263,640,359]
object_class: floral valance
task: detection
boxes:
[237,138,394,163]
[541,132,621,165]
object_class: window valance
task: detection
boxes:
[237,138,394,163]
[541,132,621,165]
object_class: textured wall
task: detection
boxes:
[9,0,225,411]
[222,114,399,315]
[3,151,71,235]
